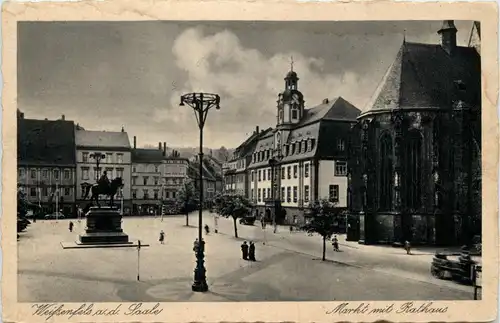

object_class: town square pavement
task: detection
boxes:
[17,212,477,302]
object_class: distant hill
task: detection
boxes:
[140,145,234,163]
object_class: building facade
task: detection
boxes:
[131,139,166,215]
[75,129,132,213]
[163,151,190,209]
[347,21,481,246]
[246,69,361,224]
[188,157,218,208]
[17,113,77,216]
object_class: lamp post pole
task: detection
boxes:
[180,92,221,292]
[90,152,106,182]
[269,152,283,234]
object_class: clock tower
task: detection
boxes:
[275,60,305,153]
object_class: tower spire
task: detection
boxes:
[290,56,294,72]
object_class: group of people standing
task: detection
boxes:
[241,241,256,261]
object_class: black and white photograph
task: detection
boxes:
[3,2,499,322]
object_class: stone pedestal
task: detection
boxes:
[79,206,129,244]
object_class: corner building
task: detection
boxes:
[348,21,481,246]
[247,68,361,224]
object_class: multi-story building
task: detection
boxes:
[348,21,481,246]
[75,128,132,214]
[247,68,361,224]
[17,112,77,215]
[163,149,190,209]
[131,139,166,215]
[188,156,218,208]
[223,126,269,196]
[203,153,224,194]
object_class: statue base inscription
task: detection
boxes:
[79,206,130,244]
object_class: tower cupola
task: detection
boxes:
[438,20,458,55]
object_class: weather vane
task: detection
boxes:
[290,56,294,71]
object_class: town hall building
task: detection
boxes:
[247,67,361,224]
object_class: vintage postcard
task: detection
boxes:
[2,1,498,322]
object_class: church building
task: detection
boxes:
[347,21,481,246]
[247,66,361,224]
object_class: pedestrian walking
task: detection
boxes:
[241,241,249,260]
[68,221,74,232]
[193,238,199,253]
[332,235,339,252]
[249,241,256,261]
[159,230,165,244]
[204,224,210,235]
[404,240,412,255]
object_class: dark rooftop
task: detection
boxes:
[132,148,165,163]
[18,118,76,166]
[363,41,481,115]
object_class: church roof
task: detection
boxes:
[76,130,131,150]
[18,118,76,167]
[131,148,164,163]
[363,41,481,115]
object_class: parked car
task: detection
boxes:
[239,216,256,226]
[44,212,66,219]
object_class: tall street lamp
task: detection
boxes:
[90,152,106,182]
[180,92,221,292]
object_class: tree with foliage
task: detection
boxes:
[213,193,252,238]
[176,182,199,226]
[301,199,340,261]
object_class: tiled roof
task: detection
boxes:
[18,118,76,166]
[363,41,481,115]
[248,98,360,167]
[298,97,361,126]
[132,148,164,163]
[76,130,131,149]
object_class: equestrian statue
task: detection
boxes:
[82,171,124,208]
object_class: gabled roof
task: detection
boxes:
[76,130,131,149]
[188,160,217,181]
[363,41,481,115]
[298,97,361,126]
[132,148,164,163]
[18,118,76,166]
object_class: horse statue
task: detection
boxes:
[82,177,124,207]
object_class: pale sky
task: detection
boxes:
[18,20,474,148]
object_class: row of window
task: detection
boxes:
[23,186,73,198]
[131,189,176,199]
[252,139,318,164]
[81,167,124,180]
[250,161,347,182]
[82,152,124,164]
[251,184,339,203]
[133,165,160,173]
[131,176,185,186]
[19,168,72,180]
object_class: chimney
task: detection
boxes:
[133,136,137,149]
[20,112,24,119]
[163,142,166,156]
[437,20,458,55]
[61,114,65,120]
[121,126,124,132]
[322,98,329,104]
[255,126,259,134]
[158,142,162,150]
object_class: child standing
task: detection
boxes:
[332,235,339,252]
[159,230,165,244]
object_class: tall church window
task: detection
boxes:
[379,133,393,210]
[404,130,422,210]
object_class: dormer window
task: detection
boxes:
[304,140,309,152]
[337,139,345,151]
[298,142,302,154]
[311,139,316,150]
